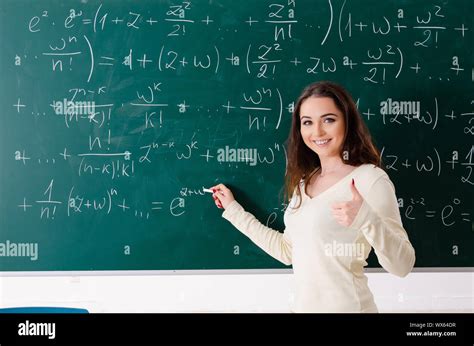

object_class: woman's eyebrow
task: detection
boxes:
[320,113,338,118]
[300,113,338,120]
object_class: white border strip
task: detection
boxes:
[0,267,472,276]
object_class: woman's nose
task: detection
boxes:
[313,122,325,137]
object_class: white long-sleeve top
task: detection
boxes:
[222,164,416,312]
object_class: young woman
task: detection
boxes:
[210,81,416,313]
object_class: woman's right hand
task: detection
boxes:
[209,183,235,209]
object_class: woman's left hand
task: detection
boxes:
[331,179,364,227]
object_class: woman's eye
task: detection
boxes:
[324,118,335,123]
[302,120,312,126]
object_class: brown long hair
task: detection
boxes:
[284,81,382,208]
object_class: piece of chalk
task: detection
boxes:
[203,188,214,193]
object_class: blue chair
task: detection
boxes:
[0,307,88,313]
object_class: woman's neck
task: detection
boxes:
[318,157,347,177]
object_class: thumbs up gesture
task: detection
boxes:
[331,179,364,227]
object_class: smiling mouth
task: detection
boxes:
[313,139,331,146]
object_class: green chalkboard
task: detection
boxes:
[0,0,472,272]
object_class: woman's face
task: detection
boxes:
[299,96,346,159]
